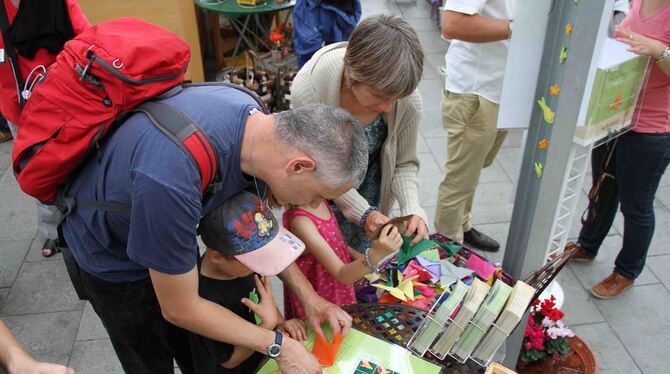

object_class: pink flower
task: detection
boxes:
[524,342,532,350]
[552,352,561,361]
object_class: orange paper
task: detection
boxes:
[312,332,343,367]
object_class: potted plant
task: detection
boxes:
[516,295,598,373]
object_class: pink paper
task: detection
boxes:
[466,255,496,280]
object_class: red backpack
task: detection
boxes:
[11,17,214,205]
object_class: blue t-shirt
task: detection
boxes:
[62,86,263,282]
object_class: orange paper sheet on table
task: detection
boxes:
[312,332,343,367]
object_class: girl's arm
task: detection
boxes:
[290,217,402,285]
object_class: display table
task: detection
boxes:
[194,0,295,67]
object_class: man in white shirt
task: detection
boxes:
[434,0,517,252]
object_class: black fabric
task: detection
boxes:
[321,0,357,15]
[8,0,74,59]
[189,273,263,374]
[79,268,195,374]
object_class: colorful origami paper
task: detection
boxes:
[439,240,462,256]
[249,289,262,325]
[372,272,419,301]
[538,139,550,150]
[440,260,474,287]
[549,84,561,96]
[534,162,543,178]
[415,256,441,283]
[537,97,555,124]
[418,248,441,262]
[466,255,497,281]
[403,260,433,283]
[397,237,439,264]
[560,46,569,64]
[565,23,573,36]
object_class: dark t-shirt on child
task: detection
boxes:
[189,273,263,374]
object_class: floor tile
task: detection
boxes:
[416,30,449,53]
[655,185,670,211]
[0,239,30,288]
[1,260,85,315]
[425,136,446,167]
[361,0,401,17]
[647,255,670,291]
[0,142,10,177]
[495,147,523,184]
[0,172,37,241]
[69,339,124,374]
[0,288,8,311]
[409,17,441,33]
[555,267,606,326]
[417,152,441,208]
[480,160,512,184]
[425,51,445,72]
[594,284,670,374]
[418,109,446,139]
[417,133,431,154]
[395,0,433,16]
[501,130,524,149]
[2,311,81,365]
[569,235,659,289]
[270,275,284,314]
[76,302,109,342]
[571,323,641,374]
[613,205,670,256]
[418,79,444,114]
[470,182,515,225]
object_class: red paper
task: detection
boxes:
[312,332,343,367]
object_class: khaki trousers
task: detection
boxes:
[434,91,507,243]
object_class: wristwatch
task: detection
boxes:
[267,330,283,358]
[656,46,670,63]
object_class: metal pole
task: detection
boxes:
[502,0,610,367]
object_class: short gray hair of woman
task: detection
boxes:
[273,104,368,189]
[344,15,424,99]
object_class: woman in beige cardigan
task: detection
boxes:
[291,15,428,254]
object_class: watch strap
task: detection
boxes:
[655,46,670,63]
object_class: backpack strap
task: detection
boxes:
[0,2,25,108]
[134,101,218,193]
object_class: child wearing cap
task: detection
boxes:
[190,191,306,373]
[282,199,404,324]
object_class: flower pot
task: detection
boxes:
[271,50,283,63]
[516,336,598,374]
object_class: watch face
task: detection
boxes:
[269,344,281,357]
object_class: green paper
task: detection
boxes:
[439,241,462,256]
[417,248,440,262]
[256,326,441,374]
[397,237,439,264]
[249,288,262,325]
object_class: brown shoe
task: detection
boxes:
[591,272,634,299]
[563,242,595,262]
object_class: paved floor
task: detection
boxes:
[1,1,669,373]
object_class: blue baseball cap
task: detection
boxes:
[198,191,305,275]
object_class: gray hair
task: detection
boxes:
[273,104,368,189]
[344,15,424,99]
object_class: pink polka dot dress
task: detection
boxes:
[283,202,357,320]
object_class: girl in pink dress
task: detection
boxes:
[282,199,402,322]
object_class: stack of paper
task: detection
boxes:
[450,280,513,362]
[471,281,536,364]
[408,281,470,356]
[430,278,490,359]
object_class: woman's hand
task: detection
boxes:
[615,25,667,59]
[275,335,321,374]
[405,215,429,245]
[241,275,280,330]
[364,211,389,238]
[279,319,308,341]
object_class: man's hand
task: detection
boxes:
[302,296,352,341]
[279,319,308,341]
[405,215,429,245]
[241,275,281,330]
[275,335,321,374]
[364,211,389,238]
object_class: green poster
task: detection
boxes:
[256,328,441,374]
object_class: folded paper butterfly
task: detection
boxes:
[372,272,424,302]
